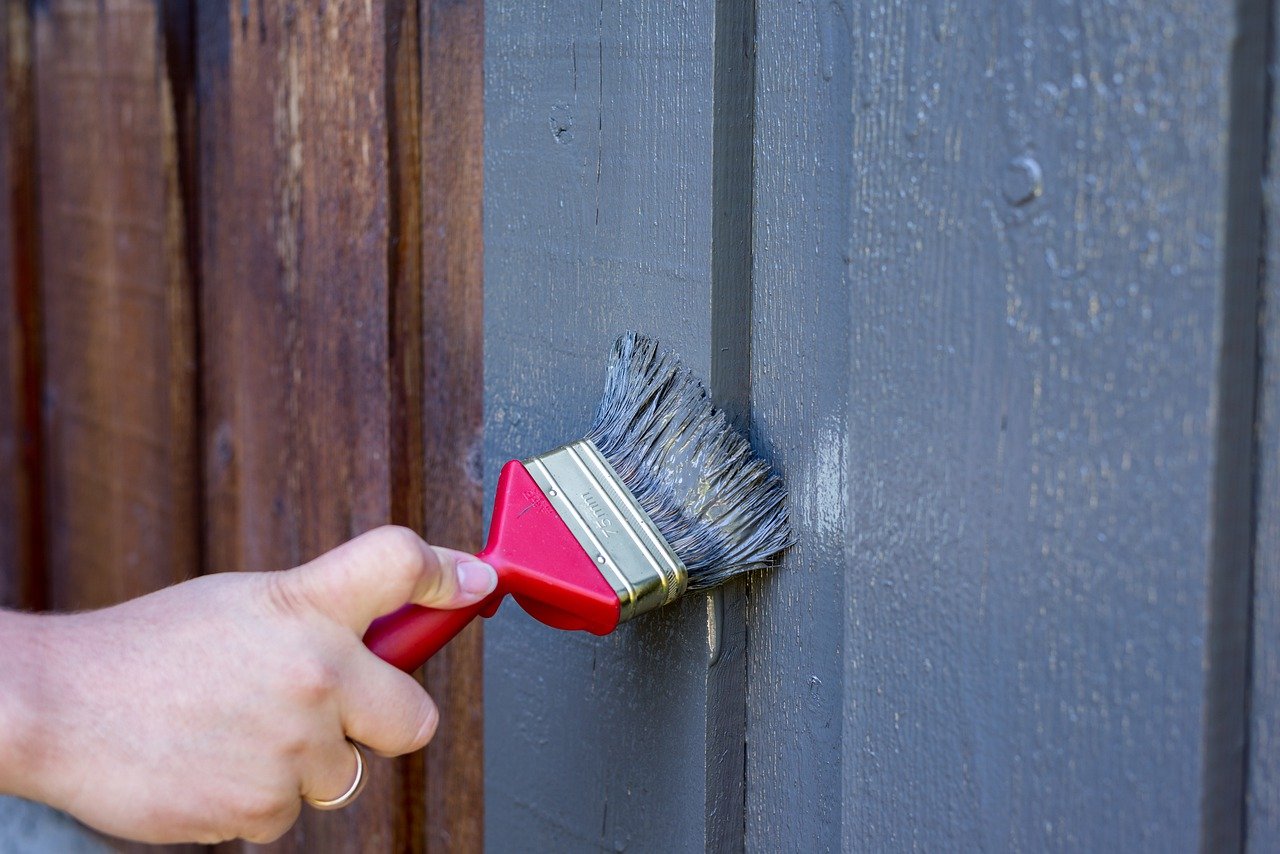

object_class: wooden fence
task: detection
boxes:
[1,2,483,851]
[4,0,1280,852]
[483,0,1280,850]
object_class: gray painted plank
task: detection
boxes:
[484,1,732,850]
[745,1,851,847]
[1251,204,1280,848]
[748,0,1261,851]
[1248,0,1280,843]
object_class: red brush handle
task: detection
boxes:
[362,460,623,673]
[363,547,503,672]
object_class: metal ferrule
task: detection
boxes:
[524,439,688,623]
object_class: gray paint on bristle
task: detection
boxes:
[587,332,793,590]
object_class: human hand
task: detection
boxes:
[5,526,496,844]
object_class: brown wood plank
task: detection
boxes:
[33,2,200,850]
[417,1,484,851]
[0,0,41,611]
[198,2,414,850]
[33,0,199,615]
[385,2,428,851]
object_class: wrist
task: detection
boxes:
[0,611,56,801]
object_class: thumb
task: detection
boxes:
[285,526,498,632]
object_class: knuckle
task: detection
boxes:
[278,732,311,764]
[263,570,309,618]
[416,547,457,606]
[288,658,341,706]
[368,526,428,593]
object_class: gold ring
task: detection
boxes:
[303,740,367,811]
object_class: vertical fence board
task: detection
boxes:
[197,2,413,851]
[418,1,486,850]
[748,1,1261,850]
[385,2,430,851]
[1248,2,1280,843]
[704,0,755,844]
[745,1,852,847]
[0,0,39,610]
[484,1,730,849]
[33,0,199,608]
[33,0,199,614]
[1252,192,1280,850]
[0,0,17,606]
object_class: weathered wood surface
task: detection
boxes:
[747,1,1266,851]
[198,2,410,851]
[0,0,486,849]
[385,3,432,850]
[0,0,39,611]
[33,0,200,613]
[484,0,744,849]
[31,3,200,850]
[1,0,1272,849]
[1248,5,1280,845]
[0,0,16,607]
[416,0,486,850]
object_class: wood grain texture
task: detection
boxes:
[745,2,849,846]
[33,3,200,849]
[0,0,17,606]
[485,0,734,849]
[1251,214,1280,847]
[1248,0,1280,843]
[747,0,1264,850]
[385,2,430,851]
[1208,0,1269,844]
[0,0,41,611]
[417,0,486,851]
[33,0,199,612]
[705,0,755,844]
[197,2,405,850]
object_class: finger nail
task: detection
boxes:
[457,559,498,597]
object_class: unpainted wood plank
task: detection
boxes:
[0,0,41,611]
[197,2,413,851]
[0,0,16,607]
[385,3,430,851]
[33,3,200,851]
[484,0,732,850]
[417,0,485,851]
[748,0,1261,850]
[33,0,198,613]
[33,0,199,615]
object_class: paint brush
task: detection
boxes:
[363,332,793,671]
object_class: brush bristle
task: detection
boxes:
[586,332,794,591]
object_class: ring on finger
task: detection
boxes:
[303,739,367,811]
